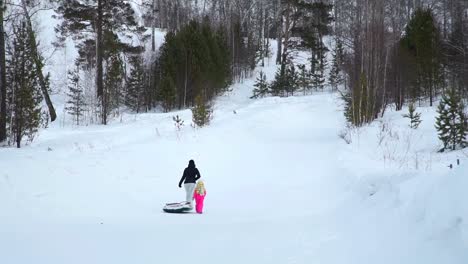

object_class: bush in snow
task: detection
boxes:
[435,88,467,151]
[192,95,212,128]
[402,102,422,129]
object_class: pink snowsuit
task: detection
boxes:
[193,191,206,213]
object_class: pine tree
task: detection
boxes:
[192,95,212,128]
[400,8,442,106]
[65,67,86,125]
[311,47,327,90]
[103,54,124,119]
[329,40,343,91]
[298,64,311,95]
[269,62,298,97]
[293,1,332,91]
[251,71,268,99]
[342,90,354,124]
[435,88,467,151]
[126,56,145,113]
[269,68,287,97]
[55,0,147,124]
[402,102,422,129]
[286,64,299,96]
[6,20,42,148]
[158,73,176,112]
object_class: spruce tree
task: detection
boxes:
[6,20,42,148]
[400,8,442,106]
[329,40,343,91]
[251,71,268,99]
[269,62,298,97]
[65,67,86,125]
[402,102,422,129]
[435,88,467,151]
[55,0,147,124]
[286,64,299,96]
[342,91,354,124]
[158,73,176,112]
[269,68,287,97]
[298,64,311,95]
[311,48,326,90]
[126,56,145,113]
[103,54,124,119]
[192,95,212,128]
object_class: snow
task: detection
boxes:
[1,7,468,264]
[2,73,468,263]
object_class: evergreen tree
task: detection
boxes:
[55,0,147,124]
[402,102,422,129]
[65,67,86,125]
[269,62,299,97]
[154,20,232,110]
[298,64,311,95]
[342,90,354,124]
[251,71,268,99]
[191,95,212,128]
[294,1,332,91]
[269,68,288,97]
[158,73,176,112]
[286,64,299,96]
[6,20,42,148]
[125,56,145,113]
[329,40,344,91]
[103,53,124,119]
[311,47,327,90]
[400,8,443,106]
[435,88,467,151]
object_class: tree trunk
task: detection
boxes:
[276,0,282,65]
[280,1,291,79]
[0,0,6,142]
[152,0,156,52]
[96,0,105,124]
[20,0,57,122]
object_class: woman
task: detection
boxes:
[178,160,201,207]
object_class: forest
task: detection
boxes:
[0,0,467,148]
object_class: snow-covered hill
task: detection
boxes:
[1,44,468,263]
[0,6,467,264]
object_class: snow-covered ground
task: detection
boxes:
[1,60,468,263]
[1,8,468,263]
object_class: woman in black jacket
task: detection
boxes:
[178,160,201,206]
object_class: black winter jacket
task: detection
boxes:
[179,161,201,187]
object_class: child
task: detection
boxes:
[193,181,206,214]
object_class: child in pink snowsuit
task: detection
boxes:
[193,181,206,214]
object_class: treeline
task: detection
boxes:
[55,0,257,126]
[0,0,56,148]
[332,0,468,127]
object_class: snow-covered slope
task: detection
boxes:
[1,7,467,263]
[1,49,468,263]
